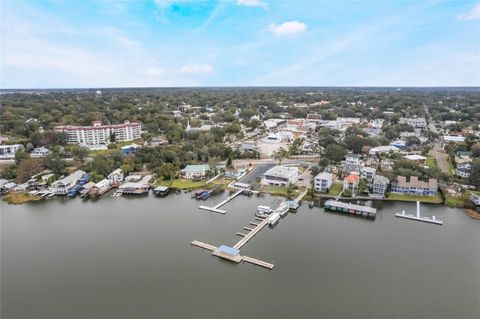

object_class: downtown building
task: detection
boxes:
[54,120,141,146]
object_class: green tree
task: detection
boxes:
[43,152,66,175]
[323,144,347,164]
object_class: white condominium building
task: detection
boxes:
[54,120,141,145]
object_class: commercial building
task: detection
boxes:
[118,175,152,195]
[391,176,438,196]
[54,120,141,146]
[314,172,333,193]
[262,166,299,187]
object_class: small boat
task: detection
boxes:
[275,202,289,217]
[255,211,268,218]
[267,213,280,226]
[257,205,273,214]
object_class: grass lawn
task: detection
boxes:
[328,183,343,196]
[444,195,466,208]
[261,186,303,198]
[156,179,207,189]
[387,192,443,204]
[426,157,437,169]
[445,158,454,176]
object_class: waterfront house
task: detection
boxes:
[391,176,438,196]
[118,175,152,195]
[372,175,389,197]
[360,167,376,184]
[181,164,211,180]
[314,172,333,193]
[108,168,124,185]
[262,166,299,187]
[0,182,17,193]
[0,144,24,159]
[455,163,471,178]
[343,173,360,195]
[51,170,87,195]
[30,146,50,158]
[91,179,111,196]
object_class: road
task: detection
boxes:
[296,167,313,188]
[231,157,319,167]
[429,142,448,174]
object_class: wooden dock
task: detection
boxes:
[191,240,216,251]
[198,189,244,214]
[233,217,270,250]
[242,256,274,269]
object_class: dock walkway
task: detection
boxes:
[199,189,244,214]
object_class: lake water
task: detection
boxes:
[1,192,479,319]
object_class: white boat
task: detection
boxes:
[275,202,289,217]
[267,213,280,225]
[257,205,273,214]
[255,211,268,218]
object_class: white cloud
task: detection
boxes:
[180,64,214,74]
[237,0,268,10]
[267,20,307,37]
[457,3,480,21]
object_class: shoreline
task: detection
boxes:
[464,209,480,220]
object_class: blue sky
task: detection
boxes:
[1,0,479,88]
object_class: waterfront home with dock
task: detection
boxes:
[51,170,87,195]
[90,179,112,197]
[108,168,124,185]
[118,175,152,195]
[180,164,210,180]
[314,172,333,193]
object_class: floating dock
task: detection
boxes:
[395,201,443,225]
[324,200,377,218]
[199,189,244,214]
[191,202,290,270]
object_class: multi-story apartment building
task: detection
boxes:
[314,172,333,193]
[54,120,141,145]
[391,176,438,196]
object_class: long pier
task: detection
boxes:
[191,202,285,270]
[289,189,308,210]
[233,216,270,249]
[199,189,244,214]
[395,201,443,225]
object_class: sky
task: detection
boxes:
[1,0,479,88]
